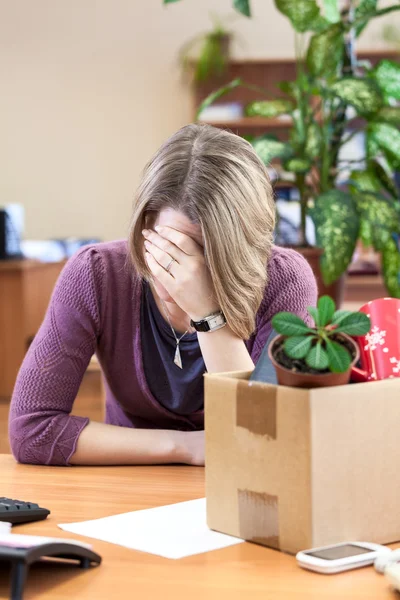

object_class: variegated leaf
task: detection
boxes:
[355,192,400,251]
[311,190,359,284]
[376,106,400,126]
[307,24,344,76]
[368,122,400,168]
[245,99,294,118]
[283,157,312,173]
[274,0,320,33]
[323,0,340,23]
[372,60,400,101]
[382,237,400,298]
[251,135,293,164]
[331,78,382,116]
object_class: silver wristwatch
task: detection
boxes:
[190,311,227,333]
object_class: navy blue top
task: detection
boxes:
[141,282,206,415]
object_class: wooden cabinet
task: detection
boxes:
[0,260,65,397]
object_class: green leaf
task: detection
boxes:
[274,0,320,33]
[307,306,319,327]
[371,60,400,101]
[283,157,312,173]
[354,0,377,37]
[307,24,344,77]
[348,169,380,193]
[163,0,181,3]
[331,310,353,326]
[305,123,322,159]
[317,295,336,326]
[271,312,312,336]
[325,339,352,373]
[245,99,294,118]
[331,78,382,117]
[308,15,331,33]
[355,5,400,38]
[278,81,297,97]
[354,191,400,251]
[368,123,400,170]
[382,237,400,298]
[334,312,371,336]
[284,335,314,359]
[193,34,229,82]
[310,190,359,285]
[306,342,329,370]
[375,106,400,127]
[366,133,380,160]
[196,78,242,120]
[323,0,340,23]
[233,0,251,17]
[369,159,399,199]
[251,135,293,164]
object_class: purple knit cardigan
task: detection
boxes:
[8,240,317,466]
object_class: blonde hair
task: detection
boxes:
[129,124,275,340]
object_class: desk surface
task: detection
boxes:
[0,454,397,599]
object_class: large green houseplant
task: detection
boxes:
[165,0,400,299]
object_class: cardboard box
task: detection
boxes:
[205,372,400,555]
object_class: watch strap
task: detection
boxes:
[190,311,227,333]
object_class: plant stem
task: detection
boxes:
[296,173,308,246]
[328,0,357,182]
[241,82,275,98]
[319,92,332,192]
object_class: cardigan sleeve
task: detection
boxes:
[250,247,318,364]
[8,246,107,466]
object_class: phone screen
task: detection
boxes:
[303,544,372,561]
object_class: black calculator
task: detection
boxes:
[0,497,50,524]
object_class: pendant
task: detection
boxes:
[174,343,183,369]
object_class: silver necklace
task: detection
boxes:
[160,298,189,369]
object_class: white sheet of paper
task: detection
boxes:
[58,498,244,559]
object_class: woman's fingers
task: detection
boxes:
[144,240,178,275]
[145,252,174,290]
[154,226,202,256]
[142,228,184,262]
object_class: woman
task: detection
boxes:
[9,124,317,467]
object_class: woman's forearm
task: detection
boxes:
[70,421,190,466]
[197,325,254,374]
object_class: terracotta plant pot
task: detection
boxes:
[268,334,360,389]
[294,246,346,308]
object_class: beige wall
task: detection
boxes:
[1,0,399,241]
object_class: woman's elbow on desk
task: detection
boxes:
[8,410,89,467]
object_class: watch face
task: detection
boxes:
[191,312,226,332]
[209,317,220,329]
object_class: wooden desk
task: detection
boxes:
[0,260,64,397]
[0,455,397,599]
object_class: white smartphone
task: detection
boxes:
[296,542,392,574]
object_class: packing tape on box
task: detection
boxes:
[236,380,277,439]
[236,381,280,549]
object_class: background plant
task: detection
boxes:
[271,295,371,373]
[179,14,235,83]
[165,0,400,297]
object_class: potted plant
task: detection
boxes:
[178,14,235,84]
[269,295,371,388]
[165,0,400,304]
